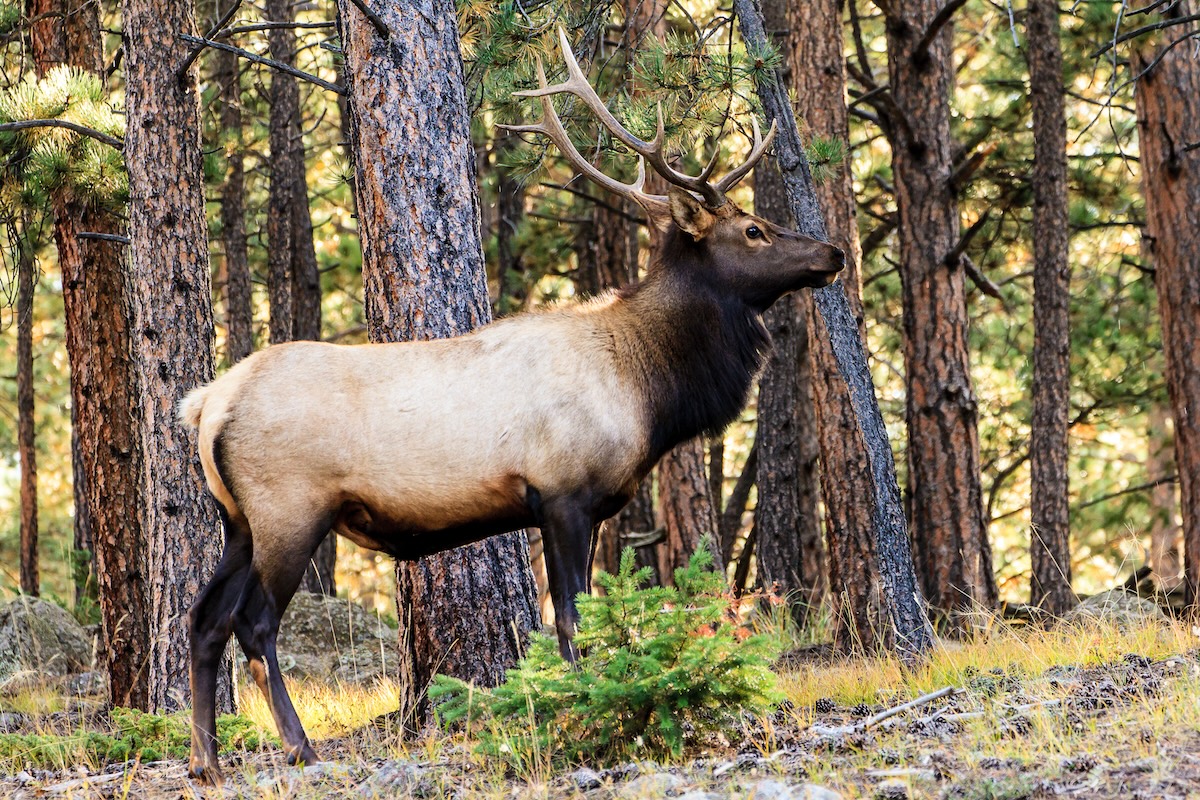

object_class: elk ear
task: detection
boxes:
[668,187,715,240]
[634,196,674,233]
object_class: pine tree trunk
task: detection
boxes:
[336,0,539,723]
[16,216,38,597]
[621,0,721,582]
[733,0,933,659]
[70,408,96,615]
[1133,4,1200,609]
[1026,0,1073,615]
[123,0,228,710]
[262,0,333,593]
[753,141,824,617]
[782,0,891,650]
[216,45,252,365]
[1146,406,1181,590]
[27,0,147,695]
[884,0,997,622]
[656,438,720,582]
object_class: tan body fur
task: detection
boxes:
[182,293,651,570]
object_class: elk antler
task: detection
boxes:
[499,27,777,211]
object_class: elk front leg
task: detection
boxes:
[539,495,595,662]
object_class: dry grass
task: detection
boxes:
[2,616,1198,798]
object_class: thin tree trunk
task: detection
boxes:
[656,437,720,582]
[758,0,891,651]
[16,217,38,597]
[734,0,934,660]
[336,0,539,724]
[123,0,228,710]
[216,43,252,364]
[754,142,824,619]
[883,0,997,623]
[1133,3,1200,610]
[1026,0,1074,616]
[263,0,332,593]
[495,129,530,314]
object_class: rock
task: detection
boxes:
[61,670,107,696]
[618,771,686,797]
[1063,590,1167,630]
[569,767,604,791]
[746,779,843,800]
[677,793,723,800]
[0,597,92,686]
[272,592,397,683]
[359,761,435,798]
[873,779,909,800]
[333,642,391,685]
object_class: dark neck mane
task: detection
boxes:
[614,232,771,463]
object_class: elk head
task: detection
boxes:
[499,28,845,310]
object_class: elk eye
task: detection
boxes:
[746,226,763,240]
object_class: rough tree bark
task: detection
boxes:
[16,216,38,596]
[770,0,892,649]
[1133,3,1200,609]
[881,0,997,622]
[335,0,539,722]
[624,0,722,580]
[657,438,720,581]
[26,0,146,694]
[1146,406,1181,590]
[1026,0,1074,615]
[754,154,825,618]
[734,0,934,659]
[123,0,229,710]
[263,0,333,594]
[215,43,252,364]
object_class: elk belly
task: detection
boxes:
[330,473,535,558]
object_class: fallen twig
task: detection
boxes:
[809,685,960,736]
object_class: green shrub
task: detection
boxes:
[430,546,784,766]
[0,709,274,770]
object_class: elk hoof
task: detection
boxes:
[188,760,224,786]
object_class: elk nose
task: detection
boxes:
[831,247,846,271]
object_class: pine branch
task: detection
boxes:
[1091,13,1200,58]
[177,34,347,95]
[0,119,123,150]
[177,0,242,82]
[78,231,131,244]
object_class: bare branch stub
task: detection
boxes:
[913,0,970,67]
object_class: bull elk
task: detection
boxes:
[183,29,843,782]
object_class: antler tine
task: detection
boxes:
[500,47,665,207]
[714,117,778,194]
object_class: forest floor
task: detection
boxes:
[1,618,1198,799]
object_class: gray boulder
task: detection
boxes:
[273,592,397,683]
[1063,589,1167,630]
[0,596,92,687]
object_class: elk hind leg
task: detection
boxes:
[232,512,330,766]
[188,509,253,784]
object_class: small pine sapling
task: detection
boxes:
[430,546,785,767]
